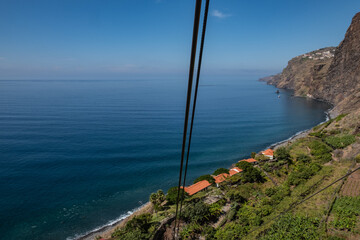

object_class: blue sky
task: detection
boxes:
[0,0,359,80]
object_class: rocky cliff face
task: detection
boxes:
[261,12,360,115]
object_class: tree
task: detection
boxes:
[181,201,211,224]
[125,213,153,233]
[194,174,215,184]
[275,147,292,164]
[251,152,257,158]
[236,161,252,170]
[149,190,165,215]
[213,167,229,176]
[166,186,188,204]
[235,161,264,183]
[296,154,311,164]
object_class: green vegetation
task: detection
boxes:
[111,213,157,240]
[308,139,333,163]
[235,161,265,183]
[149,189,165,214]
[194,174,215,184]
[251,152,257,158]
[166,186,188,204]
[213,168,229,176]
[181,201,212,224]
[325,134,356,149]
[214,221,249,239]
[330,196,360,231]
[259,215,320,240]
[275,147,292,164]
[356,154,360,163]
[288,163,322,186]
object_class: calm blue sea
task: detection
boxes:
[0,78,330,240]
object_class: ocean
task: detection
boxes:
[0,78,330,239]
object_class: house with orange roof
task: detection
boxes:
[261,148,274,160]
[229,167,243,176]
[239,158,257,164]
[213,173,229,187]
[183,180,211,196]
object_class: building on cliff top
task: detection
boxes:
[213,173,229,187]
[183,180,211,196]
[229,167,242,176]
[239,158,257,164]
[261,149,274,159]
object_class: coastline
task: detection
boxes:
[73,202,153,240]
[75,109,332,240]
[270,108,332,150]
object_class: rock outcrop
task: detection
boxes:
[261,12,360,114]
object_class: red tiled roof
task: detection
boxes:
[262,148,274,156]
[229,167,243,176]
[184,180,211,196]
[240,158,257,163]
[214,173,229,184]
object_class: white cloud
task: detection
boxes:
[211,10,231,19]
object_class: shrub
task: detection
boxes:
[112,213,155,239]
[257,154,270,161]
[235,161,264,183]
[180,222,202,239]
[262,163,273,172]
[242,167,264,183]
[275,147,292,164]
[325,134,356,149]
[230,183,257,199]
[236,205,262,226]
[309,131,325,138]
[181,201,211,224]
[194,174,215,184]
[269,186,291,205]
[214,221,249,240]
[296,154,311,164]
[213,167,229,176]
[309,140,332,163]
[265,187,278,197]
[209,202,223,219]
[288,163,321,186]
[226,189,247,203]
[355,154,360,163]
[166,186,188,204]
[335,114,347,122]
[258,204,273,217]
[236,161,253,169]
[259,214,320,240]
[330,196,360,231]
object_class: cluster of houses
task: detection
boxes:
[301,49,335,60]
[182,149,274,196]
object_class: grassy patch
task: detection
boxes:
[308,139,333,163]
[330,196,360,232]
[325,134,356,149]
[259,214,320,240]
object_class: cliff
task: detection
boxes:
[261,12,360,115]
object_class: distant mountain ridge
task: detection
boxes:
[261,12,360,116]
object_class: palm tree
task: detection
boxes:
[149,189,165,216]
